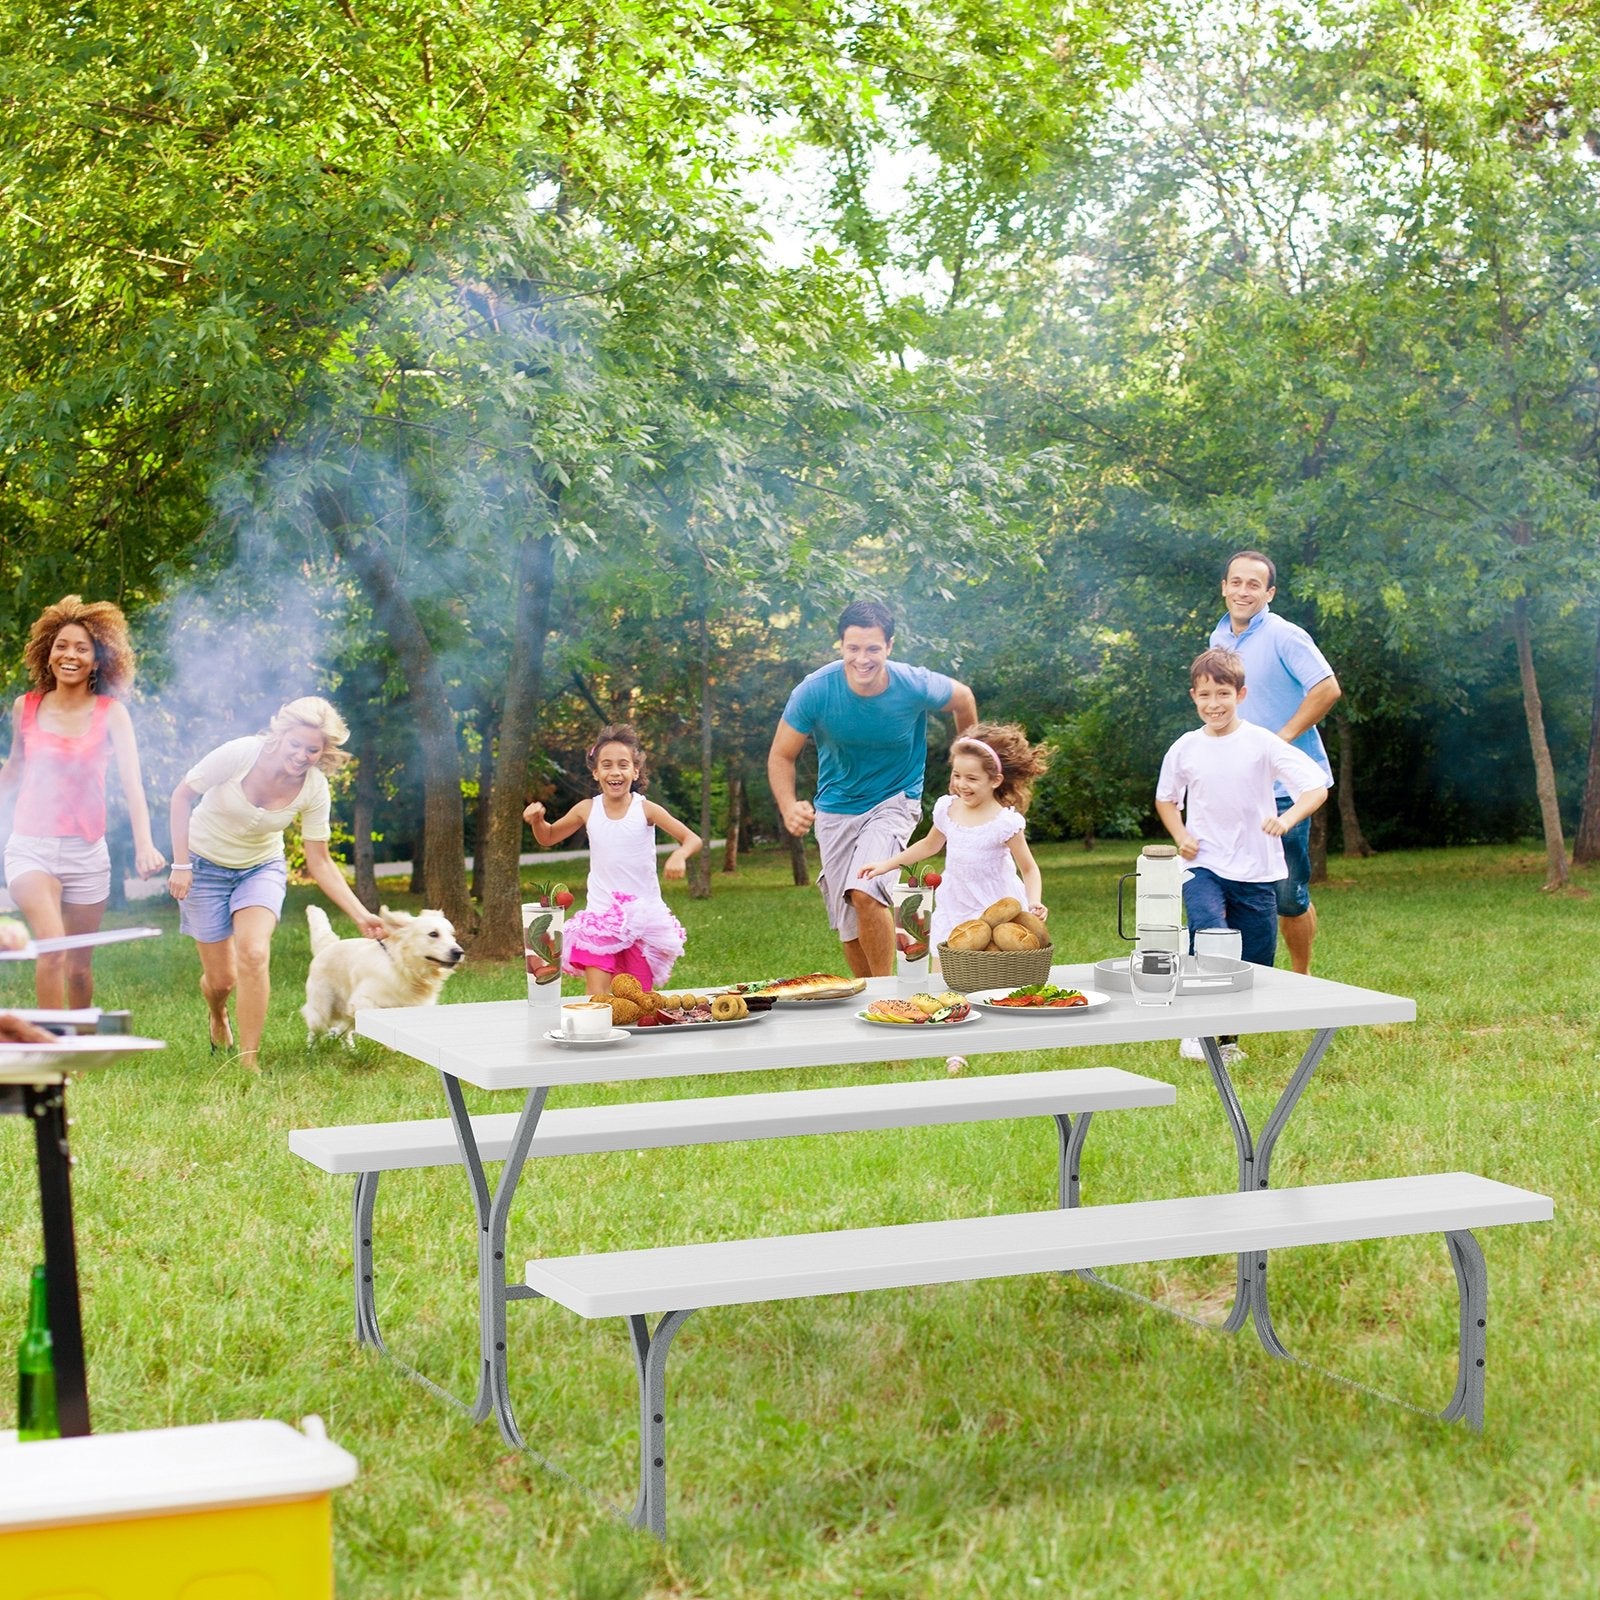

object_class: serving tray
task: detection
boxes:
[1093,954,1255,995]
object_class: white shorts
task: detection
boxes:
[4,834,113,905]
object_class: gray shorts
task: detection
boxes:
[814,794,922,941]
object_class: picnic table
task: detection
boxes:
[340,963,1417,1448]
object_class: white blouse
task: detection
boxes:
[184,737,331,869]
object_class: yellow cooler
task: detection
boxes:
[0,1417,358,1599]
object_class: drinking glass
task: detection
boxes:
[1193,927,1243,963]
[1129,948,1182,1006]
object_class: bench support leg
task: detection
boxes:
[353,1170,384,1351]
[1054,1111,1093,1209]
[628,1309,694,1541]
[442,1074,549,1443]
[1441,1230,1487,1430]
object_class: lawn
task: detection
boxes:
[1,842,1595,1599]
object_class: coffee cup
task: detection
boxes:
[561,999,614,1039]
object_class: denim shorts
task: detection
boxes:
[1182,868,1279,968]
[1273,793,1313,917]
[179,854,289,944]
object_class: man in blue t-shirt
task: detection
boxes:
[769,600,978,976]
[1207,550,1341,974]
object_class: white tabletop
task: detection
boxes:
[356,964,1415,1092]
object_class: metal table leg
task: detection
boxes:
[1201,1028,1337,1351]
[1080,1029,1338,1336]
[27,1082,91,1437]
[441,1074,548,1445]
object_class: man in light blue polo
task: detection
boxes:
[769,599,977,976]
[1208,551,1341,973]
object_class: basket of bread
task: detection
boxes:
[937,898,1053,991]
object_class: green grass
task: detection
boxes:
[2,843,1597,1598]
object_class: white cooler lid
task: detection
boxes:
[0,1419,358,1530]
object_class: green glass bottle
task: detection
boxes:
[17,1263,59,1441]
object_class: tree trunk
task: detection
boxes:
[1309,808,1328,884]
[474,532,557,958]
[471,710,495,904]
[1511,595,1569,889]
[407,772,427,899]
[722,766,743,873]
[1574,604,1600,865]
[352,719,379,911]
[689,613,713,900]
[787,830,810,886]
[1333,710,1374,858]
[315,490,473,929]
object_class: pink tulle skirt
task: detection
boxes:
[562,892,685,990]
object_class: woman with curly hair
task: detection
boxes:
[0,595,167,1006]
[169,696,385,1069]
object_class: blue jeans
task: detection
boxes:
[1273,793,1312,917]
[1183,868,1278,967]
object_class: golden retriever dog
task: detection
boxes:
[302,905,464,1044]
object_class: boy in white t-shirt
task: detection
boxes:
[1155,648,1329,974]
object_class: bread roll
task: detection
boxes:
[946,919,993,951]
[992,923,1041,951]
[1012,910,1050,944]
[982,897,1023,927]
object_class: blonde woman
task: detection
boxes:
[0,596,166,1006]
[169,697,384,1069]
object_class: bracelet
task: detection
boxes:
[169,863,193,871]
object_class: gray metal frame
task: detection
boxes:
[350,1076,548,1440]
[1081,1028,1490,1429]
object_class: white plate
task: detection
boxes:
[854,1008,979,1029]
[618,1010,772,1034]
[542,1028,632,1049]
[965,987,1112,1013]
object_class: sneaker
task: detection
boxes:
[1179,1037,1206,1060]
[1218,1041,1247,1065]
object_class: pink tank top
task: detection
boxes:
[13,692,113,842]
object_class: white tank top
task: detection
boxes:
[585,793,661,904]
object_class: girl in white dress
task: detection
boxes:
[523,725,701,993]
[858,722,1050,947]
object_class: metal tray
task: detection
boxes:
[1093,954,1255,994]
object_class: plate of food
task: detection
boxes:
[605,984,774,1032]
[856,992,976,1027]
[966,984,1111,1012]
[732,974,868,1004]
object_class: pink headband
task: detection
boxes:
[956,738,1003,777]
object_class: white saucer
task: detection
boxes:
[542,1028,631,1048]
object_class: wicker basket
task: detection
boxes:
[937,941,1054,993]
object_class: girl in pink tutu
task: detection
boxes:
[523,725,700,994]
[858,722,1050,948]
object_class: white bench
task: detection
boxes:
[524,1172,1553,1538]
[289,1067,1175,1355]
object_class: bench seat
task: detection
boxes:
[526,1171,1545,1315]
[524,1172,1552,1537]
[288,1067,1174,1172]
[290,1067,1174,1363]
